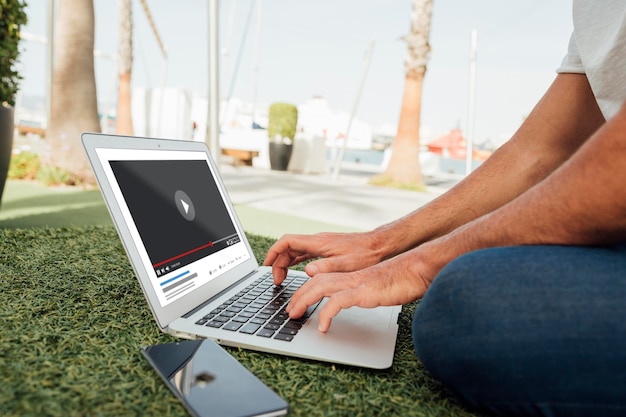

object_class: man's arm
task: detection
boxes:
[289,101,626,331]
[370,73,606,257]
[265,73,605,281]
[456,100,626,250]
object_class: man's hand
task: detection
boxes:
[263,231,387,284]
[285,243,447,332]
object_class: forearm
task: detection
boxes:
[370,74,605,259]
[428,101,626,270]
[478,102,626,246]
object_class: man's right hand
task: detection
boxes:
[263,231,387,284]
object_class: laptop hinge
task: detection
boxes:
[182,270,259,318]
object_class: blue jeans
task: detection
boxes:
[412,245,626,417]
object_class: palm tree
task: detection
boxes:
[370,0,433,190]
[46,0,101,184]
[115,0,134,135]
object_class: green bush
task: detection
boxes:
[7,152,84,187]
[268,102,298,144]
[36,164,81,187]
[8,150,40,179]
[0,0,28,107]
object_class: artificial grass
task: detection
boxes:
[0,226,484,417]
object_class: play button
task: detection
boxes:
[174,190,196,221]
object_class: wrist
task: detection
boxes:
[366,226,407,261]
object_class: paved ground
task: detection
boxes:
[219,164,458,237]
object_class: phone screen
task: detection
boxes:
[141,340,288,417]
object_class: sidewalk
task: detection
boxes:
[220,164,456,238]
[0,164,458,238]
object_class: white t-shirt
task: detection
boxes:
[557,0,626,120]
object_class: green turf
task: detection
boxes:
[0,226,484,417]
[0,180,113,228]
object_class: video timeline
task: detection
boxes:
[152,234,241,276]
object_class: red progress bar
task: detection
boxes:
[152,241,214,268]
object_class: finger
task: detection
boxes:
[274,253,316,285]
[305,255,369,276]
[263,234,322,266]
[263,238,292,266]
[316,289,361,332]
[272,265,287,285]
[271,252,294,284]
[269,249,312,284]
[287,273,360,317]
[316,297,342,333]
[292,253,316,266]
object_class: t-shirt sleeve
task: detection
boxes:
[556,32,585,74]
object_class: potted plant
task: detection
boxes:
[0,0,28,205]
[267,102,298,171]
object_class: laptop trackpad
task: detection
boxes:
[295,302,401,369]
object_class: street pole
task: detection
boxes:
[207,0,220,161]
[251,0,263,126]
[46,0,55,129]
[332,40,375,180]
[465,29,477,176]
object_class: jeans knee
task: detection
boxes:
[411,257,472,375]
[412,247,514,363]
[411,250,509,398]
[411,246,626,416]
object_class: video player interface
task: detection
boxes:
[97,148,250,307]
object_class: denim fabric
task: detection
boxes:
[412,245,626,417]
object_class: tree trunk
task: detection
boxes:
[381,69,425,185]
[46,0,100,184]
[370,0,433,190]
[116,0,134,136]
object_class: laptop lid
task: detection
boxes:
[82,132,259,331]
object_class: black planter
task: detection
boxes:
[269,142,293,171]
[0,106,14,206]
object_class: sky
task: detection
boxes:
[19,0,573,143]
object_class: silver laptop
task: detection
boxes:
[82,132,401,369]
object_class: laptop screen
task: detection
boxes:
[96,148,251,307]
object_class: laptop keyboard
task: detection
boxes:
[194,272,320,342]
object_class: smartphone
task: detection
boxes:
[141,339,288,417]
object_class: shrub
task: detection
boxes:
[7,151,86,187]
[267,102,298,144]
[8,150,40,179]
[36,164,82,186]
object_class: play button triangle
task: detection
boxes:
[181,199,190,214]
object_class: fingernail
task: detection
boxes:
[307,263,319,275]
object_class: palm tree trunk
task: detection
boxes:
[382,69,425,185]
[46,0,100,184]
[116,0,134,136]
[370,0,433,190]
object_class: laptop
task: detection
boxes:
[82,132,401,369]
